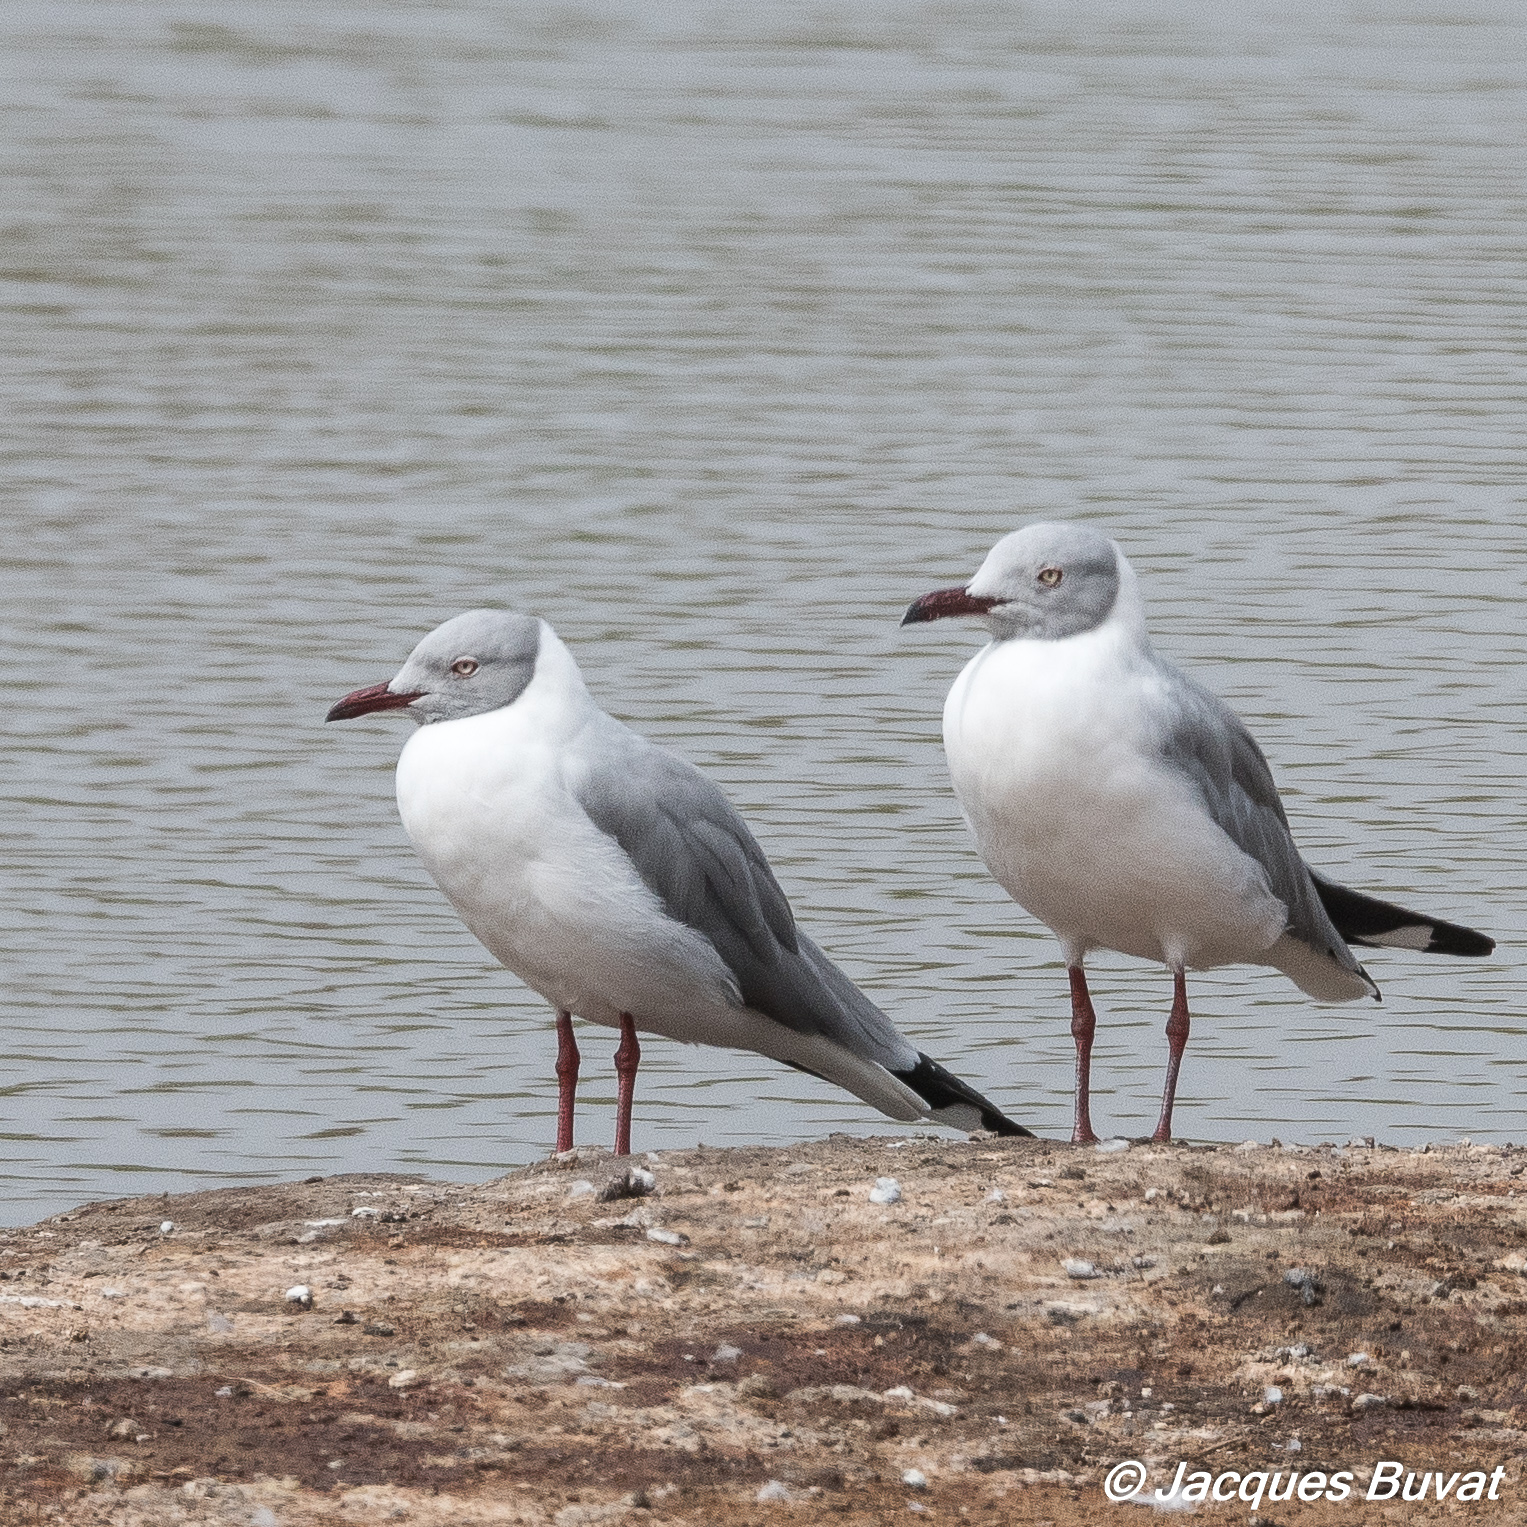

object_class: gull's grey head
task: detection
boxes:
[326,609,544,725]
[902,521,1122,641]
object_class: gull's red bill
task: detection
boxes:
[325,682,426,722]
[900,587,1000,626]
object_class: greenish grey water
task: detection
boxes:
[3,1,1524,1222]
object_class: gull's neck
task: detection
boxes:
[1098,550,1151,653]
[526,622,594,709]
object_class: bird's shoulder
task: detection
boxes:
[1150,659,1290,828]
[567,716,799,959]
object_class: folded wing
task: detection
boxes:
[1157,667,1375,992]
[571,720,1031,1135]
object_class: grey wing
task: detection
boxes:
[571,720,916,1070]
[1155,664,1367,979]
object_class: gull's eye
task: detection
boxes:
[1037,566,1063,587]
[450,656,480,677]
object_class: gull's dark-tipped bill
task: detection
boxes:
[325,682,426,722]
[900,587,1000,625]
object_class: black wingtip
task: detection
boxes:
[1423,922,1495,958]
[896,1054,1035,1138]
[989,1115,1035,1139]
[1310,873,1494,960]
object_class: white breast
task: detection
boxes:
[942,620,1285,970]
[393,630,736,1031]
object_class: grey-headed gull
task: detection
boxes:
[902,522,1492,1145]
[328,609,1032,1154]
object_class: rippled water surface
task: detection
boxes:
[4,0,1525,1220]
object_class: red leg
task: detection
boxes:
[554,1009,579,1155]
[1068,965,1100,1144]
[613,1013,640,1157]
[1152,968,1190,1144]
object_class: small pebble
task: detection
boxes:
[159,1221,174,1235]
[387,1369,419,1389]
[868,1177,902,1205]
[1347,1352,1370,1367]
[902,1468,928,1488]
[1094,1138,1130,1154]
[284,1284,313,1309]
[1063,1259,1100,1280]
[646,1227,688,1246]
[756,1480,791,1502]
[834,1313,862,1326]
[350,1206,380,1218]
[1264,1386,1283,1405]
[1283,1267,1322,1306]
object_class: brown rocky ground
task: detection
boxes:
[2,1134,1525,1526]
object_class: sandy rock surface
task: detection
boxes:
[2,1134,1524,1524]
